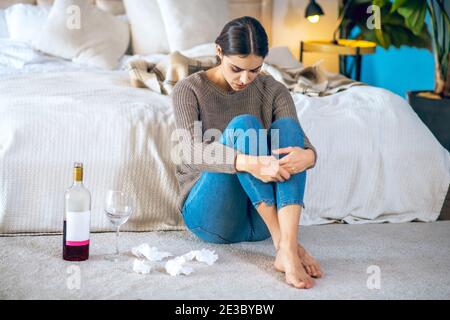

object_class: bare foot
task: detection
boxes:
[297,244,323,278]
[274,245,314,289]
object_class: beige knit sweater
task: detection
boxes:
[171,70,317,214]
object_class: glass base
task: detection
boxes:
[103,253,130,262]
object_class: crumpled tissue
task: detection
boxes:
[182,249,218,266]
[130,244,218,276]
[165,256,194,276]
[165,249,219,276]
[132,259,152,274]
[131,243,173,261]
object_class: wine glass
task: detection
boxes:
[104,190,134,262]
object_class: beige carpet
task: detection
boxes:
[1,221,449,299]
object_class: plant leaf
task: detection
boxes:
[373,0,390,7]
[340,0,432,51]
[396,1,427,35]
[375,28,391,48]
[390,0,409,13]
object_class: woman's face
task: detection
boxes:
[217,47,264,91]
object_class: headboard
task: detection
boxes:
[1,0,274,45]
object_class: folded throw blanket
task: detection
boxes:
[262,61,364,96]
[126,51,216,95]
[126,51,364,96]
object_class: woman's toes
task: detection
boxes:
[307,278,315,289]
[311,267,317,277]
[286,275,307,289]
[310,266,319,278]
[286,271,315,289]
[297,244,323,278]
[304,264,319,278]
[305,265,312,276]
[295,281,307,289]
[315,266,323,278]
[301,277,314,289]
[313,268,319,278]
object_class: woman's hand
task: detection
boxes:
[272,146,315,174]
[235,154,291,183]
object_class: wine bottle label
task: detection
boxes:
[66,210,90,246]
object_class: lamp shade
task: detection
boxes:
[305,0,324,21]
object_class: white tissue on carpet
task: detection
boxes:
[131,243,173,261]
[182,249,218,265]
[132,259,152,274]
[165,256,194,276]
[130,244,219,276]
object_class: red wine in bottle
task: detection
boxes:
[63,162,91,261]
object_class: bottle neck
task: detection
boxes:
[73,166,83,184]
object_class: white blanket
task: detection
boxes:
[295,86,450,225]
[0,70,185,234]
[0,39,145,77]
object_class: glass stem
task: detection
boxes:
[115,226,120,256]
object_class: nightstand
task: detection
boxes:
[299,39,376,81]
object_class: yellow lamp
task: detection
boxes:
[307,15,320,23]
[305,0,324,23]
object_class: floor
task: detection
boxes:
[1,221,449,299]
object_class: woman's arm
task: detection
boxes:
[272,83,317,169]
[171,81,240,173]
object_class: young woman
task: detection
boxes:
[171,16,322,289]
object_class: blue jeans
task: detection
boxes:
[181,114,307,244]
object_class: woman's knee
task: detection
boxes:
[270,117,302,132]
[221,114,266,153]
[227,114,263,130]
[269,117,305,149]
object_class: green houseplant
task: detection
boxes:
[336,0,432,78]
[397,0,450,153]
[391,0,449,97]
[339,0,450,151]
[338,0,432,50]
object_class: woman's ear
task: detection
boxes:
[216,45,223,60]
[215,45,223,65]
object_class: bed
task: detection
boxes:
[1,0,449,237]
[1,0,450,301]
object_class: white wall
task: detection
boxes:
[271,0,339,72]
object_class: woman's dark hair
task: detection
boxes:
[215,16,269,65]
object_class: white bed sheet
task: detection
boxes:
[293,86,450,224]
[0,68,185,234]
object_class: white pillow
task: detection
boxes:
[96,0,124,15]
[4,4,49,44]
[265,46,303,69]
[180,42,216,58]
[122,0,170,55]
[0,10,8,38]
[0,39,54,68]
[157,0,229,52]
[33,0,130,69]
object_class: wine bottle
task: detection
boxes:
[63,162,91,261]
